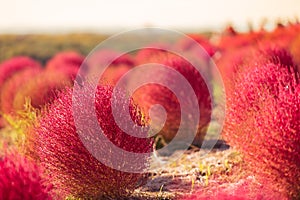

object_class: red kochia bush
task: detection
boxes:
[45,51,85,80]
[0,56,41,91]
[0,151,52,200]
[223,57,300,198]
[177,34,216,57]
[0,68,41,114]
[214,45,255,87]
[262,23,300,50]
[88,50,135,85]
[0,56,41,127]
[132,49,212,146]
[135,45,171,66]
[254,46,296,68]
[214,45,296,91]
[217,31,262,52]
[176,35,216,82]
[13,71,71,111]
[32,85,152,199]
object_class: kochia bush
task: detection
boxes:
[31,85,152,199]
[0,56,41,127]
[45,51,85,80]
[87,50,135,85]
[0,68,41,114]
[13,71,71,111]
[223,51,300,198]
[0,56,41,91]
[132,49,212,147]
[0,151,52,200]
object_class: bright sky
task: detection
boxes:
[0,0,299,33]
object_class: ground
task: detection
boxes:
[130,140,243,200]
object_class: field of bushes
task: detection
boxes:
[0,22,300,200]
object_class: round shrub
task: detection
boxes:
[0,56,41,128]
[31,85,152,199]
[251,46,296,69]
[88,50,135,85]
[132,50,212,147]
[176,35,216,82]
[135,45,171,66]
[217,31,262,52]
[262,23,300,49]
[0,150,52,200]
[223,58,300,198]
[214,45,255,87]
[45,51,85,80]
[0,56,41,91]
[13,71,71,111]
[0,68,41,114]
[177,34,216,57]
[218,46,297,94]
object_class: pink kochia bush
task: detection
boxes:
[133,49,212,146]
[13,71,71,111]
[214,45,255,87]
[251,46,296,68]
[0,150,52,200]
[223,49,300,198]
[0,68,41,114]
[176,35,216,82]
[32,84,153,199]
[0,56,41,127]
[45,51,85,80]
[177,34,216,57]
[88,50,135,85]
[0,56,41,91]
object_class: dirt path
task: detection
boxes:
[131,142,243,200]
